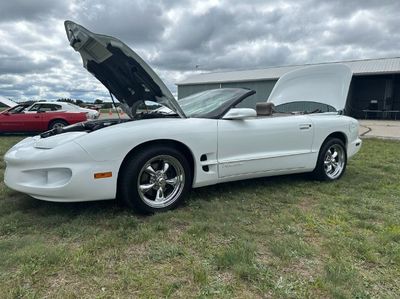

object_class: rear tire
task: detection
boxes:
[49,119,68,130]
[312,138,347,181]
[119,145,192,214]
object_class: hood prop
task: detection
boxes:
[109,91,121,122]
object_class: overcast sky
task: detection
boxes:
[1,0,399,102]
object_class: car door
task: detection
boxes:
[24,111,46,132]
[22,104,46,131]
[217,115,314,178]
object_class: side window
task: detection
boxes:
[39,104,52,112]
[29,104,41,112]
[38,104,60,112]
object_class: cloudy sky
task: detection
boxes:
[1,0,399,102]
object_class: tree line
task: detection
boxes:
[56,98,119,109]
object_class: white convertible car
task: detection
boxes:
[4,21,362,213]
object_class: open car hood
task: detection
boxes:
[0,96,17,108]
[267,64,352,112]
[64,21,185,118]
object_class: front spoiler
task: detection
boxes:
[4,138,119,202]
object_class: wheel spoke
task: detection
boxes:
[145,165,157,176]
[155,187,165,202]
[326,165,332,173]
[165,176,178,186]
[332,151,338,158]
[139,183,155,193]
[162,162,170,173]
[326,152,332,160]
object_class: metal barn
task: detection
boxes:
[177,57,400,120]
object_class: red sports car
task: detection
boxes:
[0,103,87,133]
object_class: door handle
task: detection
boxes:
[299,124,312,130]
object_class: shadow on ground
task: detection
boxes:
[4,172,311,218]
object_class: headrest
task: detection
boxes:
[256,102,275,116]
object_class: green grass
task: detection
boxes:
[0,136,399,298]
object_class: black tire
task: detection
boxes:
[119,145,192,214]
[312,138,347,181]
[49,119,68,130]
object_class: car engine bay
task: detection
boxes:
[40,111,179,138]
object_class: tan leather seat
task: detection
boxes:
[256,102,275,116]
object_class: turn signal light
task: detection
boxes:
[94,172,112,179]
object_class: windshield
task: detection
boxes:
[178,88,254,118]
[2,104,28,114]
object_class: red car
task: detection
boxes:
[0,103,87,133]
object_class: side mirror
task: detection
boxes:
[222,108,257,120]
[2,111,10,115]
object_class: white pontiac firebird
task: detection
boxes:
[4,21,362,214]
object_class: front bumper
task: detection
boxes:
[87,112,100,120]
[4,137,119,202]
[347,137,362,158]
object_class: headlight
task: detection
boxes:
[349,120,359,138]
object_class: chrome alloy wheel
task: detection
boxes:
[323,144,345,179]
[52,122,66,130]
[137,155,185,208]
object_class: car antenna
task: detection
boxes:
[109,91,121,122]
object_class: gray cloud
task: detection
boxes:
[0,0,69,22]
[0,56,61,74]
[73,0,168,44]
[0,0,399,102]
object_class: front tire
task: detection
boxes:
[119,145,192,214]
[312,138,347,181]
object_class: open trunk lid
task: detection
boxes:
[267,64,352,112]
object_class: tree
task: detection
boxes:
[94,99,103,105]
[57,98,75,104]
[102,102,113,109]
[76,99,83,106]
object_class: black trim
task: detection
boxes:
[217,89,256,119]
[274,101,337,113]
[40,118,131,138]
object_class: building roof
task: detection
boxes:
[177,57,400,86]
